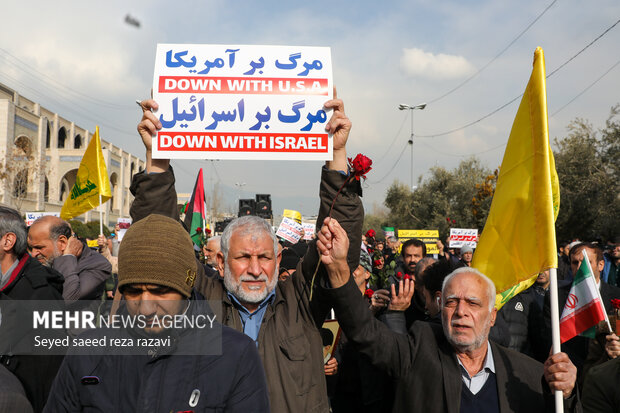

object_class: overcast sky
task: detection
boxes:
[2,0,618,218]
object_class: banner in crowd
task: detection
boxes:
[86,240,99,248]
[302,223,316,240]
[116,218,132,241]
[449,228,478,248]
[471,47,560,310]
[25,212,60,227]
[152,44,333,161]
[60,126,112,220]
[398,229,439,254]
[282,209,302,224]
[276,217,304,244]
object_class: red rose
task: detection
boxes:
[452,219,456,224]
[348,154,373,181]
[196,227,202,233]
[373,259,382,267]
[612,299,620,310]
[365,229,376,238]
[446,217,451,222]
[364,288,374,299]
[404,274,411,281]
[396,272,403,279]
[205,228,211,234]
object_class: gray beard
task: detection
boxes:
[442,315,492,353]
[223,265,278,305]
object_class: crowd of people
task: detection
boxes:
[0,93,618,412]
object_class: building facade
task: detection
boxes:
[0,82,144,227]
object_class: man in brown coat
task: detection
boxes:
[132,94,362,412]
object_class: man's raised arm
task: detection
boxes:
[316,217,415,378]
[301,91,363,290]
[130,99,178,223]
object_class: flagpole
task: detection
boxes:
[582,249,613,332]
[548,267,563,411]
[99,193,103,235]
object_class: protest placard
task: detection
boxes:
[116,218,132,241]
[282,209,302,224]
[398,229,440,254]
[152,44,333,161]
[449,228,478,248]
[302,222,316,240]
[276,217,304,244]
[25,212,60,227]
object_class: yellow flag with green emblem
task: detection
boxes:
[60,126,112,220]
[472,47,560,310]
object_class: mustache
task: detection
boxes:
[451,320,473,328]
[239,274,269,282]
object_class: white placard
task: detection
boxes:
[276,217,304,244]
[302,223,316,240]
[152,44,333,161]
[116,218,132,241]
[449,228,478,248]
[25,212,60,227]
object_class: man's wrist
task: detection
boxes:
[326,149,347,171]
[326,261,350,288]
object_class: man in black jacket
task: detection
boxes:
[0,206,64,413]
[316,217,581,413]
[44,214,269,412]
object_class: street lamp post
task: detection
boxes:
[234,182,246,201]
[398,103,427,191]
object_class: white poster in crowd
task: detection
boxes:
[116,218,132,241]
[25,212,60,227]
[276,217,304,244]
[152,44,333,161]
[449,228,478,248]
[302,223,316,240]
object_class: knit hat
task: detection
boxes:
[118,214,197,297]
[460,245,474,254]
[360,248,372,273]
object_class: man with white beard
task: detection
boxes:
[131,93,362,413]
[317,217,582,413]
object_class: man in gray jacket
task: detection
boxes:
[28,216,111,302]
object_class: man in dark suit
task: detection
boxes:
[317,218,580,413]
[543,242,620,381]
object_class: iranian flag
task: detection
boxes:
[184,168,207,247]
[559,250,608,343]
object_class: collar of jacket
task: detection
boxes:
[222,282,285,322]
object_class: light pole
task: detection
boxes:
[234,182,246,201]
[398,103,427,191]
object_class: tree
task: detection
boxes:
[553,106,619,241]
[381,157,494,240]
[69,220,111,239]
[0,136,46,211]
[363,202,390,239]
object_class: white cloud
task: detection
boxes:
[399,48,476,80]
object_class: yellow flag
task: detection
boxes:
[60,126,112,220]
[472,47,560,309]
